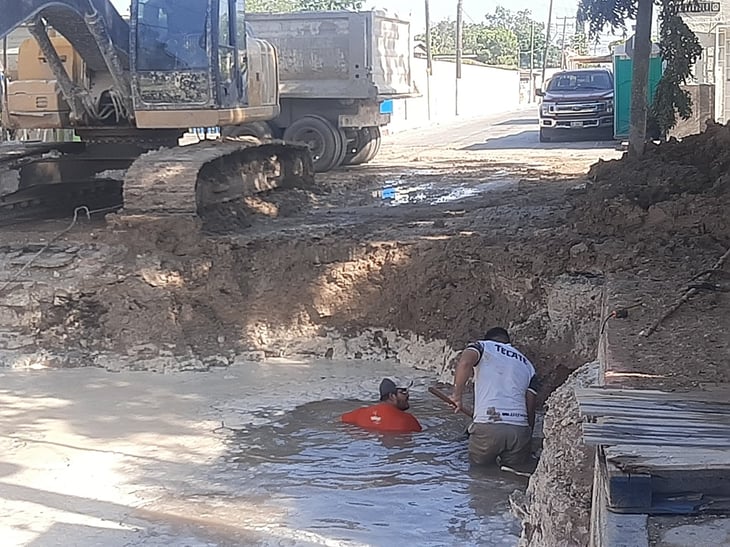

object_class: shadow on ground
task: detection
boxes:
[461,129,619,151]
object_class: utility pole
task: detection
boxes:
[425,0,432,120]
[560,16,568,69]
[529,20,535,103]
[455,0,463,116]
[541,0,554,90]
[629,0,653,157]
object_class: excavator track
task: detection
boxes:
[120,137,314,233]
[0,137,314,232]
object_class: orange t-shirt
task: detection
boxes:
[341,403,422,433]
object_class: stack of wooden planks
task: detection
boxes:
[575,387,730,515]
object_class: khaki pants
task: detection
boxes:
[467,422,532,467]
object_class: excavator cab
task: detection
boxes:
[131,0,279,129]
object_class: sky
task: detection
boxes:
[110,0,621,50]
[363,0,583,33]
[110,0,582,28]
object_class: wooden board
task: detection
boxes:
[605,445,730,473]
[583,422,730,448]
[575,387,730,405]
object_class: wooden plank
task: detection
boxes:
[577,399,730,419]
[590,450,650,547]
[577,401,730,423]
[598,416,730,432]
[582,424,730,448]
[599,448,730,515]
[605,460,653,511]
[585,423,730,438]
[605,445,730,473]
[575,387,730,406]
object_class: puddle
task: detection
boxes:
[374,171,515,207]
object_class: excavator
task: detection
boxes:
[0,0,313,230]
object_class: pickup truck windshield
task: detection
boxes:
[547,71,612,92]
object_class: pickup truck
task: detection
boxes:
[536,68,614,142]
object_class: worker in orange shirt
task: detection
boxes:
[341,378,422,433]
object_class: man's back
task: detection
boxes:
[469,341,536,426]
[341,402,422,433]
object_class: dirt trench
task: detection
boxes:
[0,210,605,400]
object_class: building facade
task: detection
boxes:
[679,1,728,121]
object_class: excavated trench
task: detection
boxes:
[0,221,606,545]
[0,223,603,384]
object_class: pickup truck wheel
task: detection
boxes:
[222,121,273,140]
[539,128,551,143]
[283,115,343,172]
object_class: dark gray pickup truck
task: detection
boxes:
[536,68,614,142]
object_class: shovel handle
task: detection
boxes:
[428,386,473,418]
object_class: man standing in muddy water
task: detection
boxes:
[341,378,422,433]
[450,327,539,468]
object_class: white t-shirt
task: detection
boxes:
[465,341,538,427]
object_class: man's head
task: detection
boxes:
[379,378,411,410]
[484,327,510,344]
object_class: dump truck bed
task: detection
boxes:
[246,11,414,100]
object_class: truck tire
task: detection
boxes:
[344,128,373,165]
[539,128,551,143]
[367,126,382,162]
[222,121,273,140]
[283,115,343,172]
[344,127,381,165]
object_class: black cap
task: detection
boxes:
[379,378,398,399]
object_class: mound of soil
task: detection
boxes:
[585,122,730,209]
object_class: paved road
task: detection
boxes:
[383,108,620,158]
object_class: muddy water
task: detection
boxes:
[0,358,523,546]
[223,397,522,546]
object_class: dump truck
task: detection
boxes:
[0,0,313,230]
[227,11,415,171]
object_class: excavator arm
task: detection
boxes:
[1,0,133,125]
[0,0,130,72]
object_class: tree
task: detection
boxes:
[418,20,456,56]
[247,0,298,11]
[578,0,702,154]
[415,6,559,68]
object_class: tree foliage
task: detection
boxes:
[247,0,362,11]
[416,7,562,68]
[651,1,703,133]
[578,0,703,134]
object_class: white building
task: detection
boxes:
[679,1,728,121]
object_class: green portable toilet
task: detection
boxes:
[613,38,663,140]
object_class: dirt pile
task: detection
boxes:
[586,122,730,208]
[568,126,730,252]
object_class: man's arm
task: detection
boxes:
[525,374,540,430]
[449,347,480,414]
[525,391,537,430]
